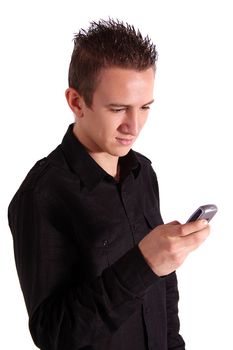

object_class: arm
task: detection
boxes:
[8,189,159,349]
[139,166,209,349]
[166,272,185,349]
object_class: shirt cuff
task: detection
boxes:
[111,245,160,297]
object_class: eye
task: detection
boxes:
[110,108,125,113]
[141,105,150,110]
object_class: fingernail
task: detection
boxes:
[201,220,208,226]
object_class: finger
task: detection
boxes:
[183,226,210,251]
[179,219,209,237]
[167,220,181,225]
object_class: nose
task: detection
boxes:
[120,109,139,136]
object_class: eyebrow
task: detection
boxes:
[106,99,155,108]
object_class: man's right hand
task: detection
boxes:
[138,220,210,277]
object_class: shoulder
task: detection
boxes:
[133,150,152,166]
[8,145,81,225]
[132,150,158,177]
[132,150,159,184]
[11,145,80,199]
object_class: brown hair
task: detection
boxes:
[68,18,158,107]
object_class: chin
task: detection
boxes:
[110,148,131,157]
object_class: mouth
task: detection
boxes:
[115,137,135,146]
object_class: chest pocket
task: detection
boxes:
[77,218,133,280]
[132,206,163,245]
[77,207,163,281]
[144,206,164,229]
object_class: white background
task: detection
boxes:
[1,1,232,349]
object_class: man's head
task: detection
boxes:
[66,19,157,159]
[68,18,158,107]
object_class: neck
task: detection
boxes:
[73,124,119,179]
[89,152,119,179]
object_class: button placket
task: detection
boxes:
[120,176,137,246]
[102,239,110,266]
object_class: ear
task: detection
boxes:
[65,88,85,118]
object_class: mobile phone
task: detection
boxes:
[186,204,218,223]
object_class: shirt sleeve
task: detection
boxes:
[149,165,185,348]
[8,188,160,349]
[166,272,186,349]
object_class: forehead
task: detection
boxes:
[93,67,155,105]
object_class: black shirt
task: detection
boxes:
[8,124,185,350]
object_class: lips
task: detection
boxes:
[116,137,134,146]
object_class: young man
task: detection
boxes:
[8,19,210,349]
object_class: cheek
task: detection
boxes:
[139,114,149,130]
[96,119,120,139]
[104,119,121,134]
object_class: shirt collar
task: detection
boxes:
[60,124,141,190]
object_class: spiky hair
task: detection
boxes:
[68,18,158,107]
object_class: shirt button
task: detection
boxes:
[103,239,109,247]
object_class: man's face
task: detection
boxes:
[77,67,155,157]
